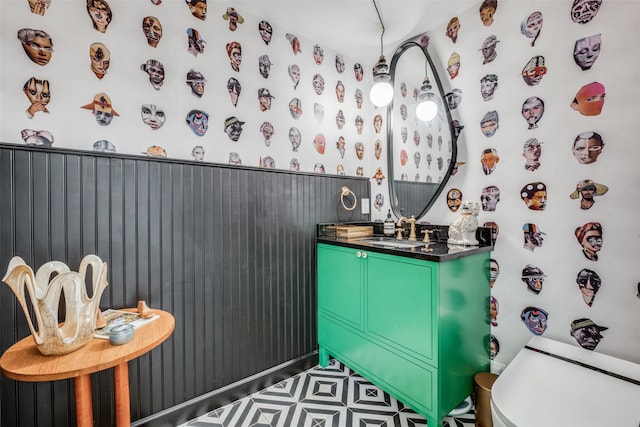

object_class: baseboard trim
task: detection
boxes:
[131,351,319,427]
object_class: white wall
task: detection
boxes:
[418,0,640,366]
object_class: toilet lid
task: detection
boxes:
[491,336,640,427]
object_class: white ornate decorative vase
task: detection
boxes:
[2,255,109,355]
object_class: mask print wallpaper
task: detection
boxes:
[2,0,640,369]
[420,0,640,369]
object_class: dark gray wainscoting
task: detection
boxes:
[0,144,370,427]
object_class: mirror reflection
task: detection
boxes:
[387,40,457,219]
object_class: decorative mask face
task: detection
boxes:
[335,55,345,73]
[572,131,604,164]
[191,145,205,161]
[17,28,53,66]
[446,17,460,42]
[261,156,275,168]
[480,75,497,100]
[186,69,206,98]
[335,81,345,102]
[228,152,242,165]
[289,98,302,119]
[185,109,209,136]
[289,127,301,151]
[447,189,462,212]
[258,55,272,78]
[224,116,245,142]
[141,59,165,90]
[258,21,272,44]
[372,167,385,185]
[521,56,546,86]
[312,74,325,95]
[260,122,274,146]
[142,16,162,47]
[227,78,241,107]
[141,104,166,130]
[226,42,242,72]
[521,307,548,336]
[374,115,382,134]
[89,43,110,79]
[354,63,363,81]
[447,53,460,79]
[27,0,52,15]
[355,116,364,134]
[187,28,206,56]
[21,129,54,146]
[223,7,244,31]
[571,82,605,116]
[571,318,607,350]
[479,1,496,26]
[355,89,363,109]
[288,64,300,89]
[522,11,543,43]
[186,0,206,20]
[481,186,500,212]
[87,0,113,33]
[313,44,324,64]
[570,0,602,24]
[335,110,345,130]
[521,97,544,129]
[81,92,119,126]
[313,134,326,154]
[573,34,601,71]
[400,150,408,166]
[23,77,51,118]
[335,136,346,158]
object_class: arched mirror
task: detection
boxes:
[387,39,457,219]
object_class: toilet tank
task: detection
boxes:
[491,336,640,427]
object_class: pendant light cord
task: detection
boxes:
[372,0,385,57]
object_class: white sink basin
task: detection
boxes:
[357,237,426,249]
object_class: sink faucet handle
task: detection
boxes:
[422,229,434,243]
[395,228,404,240]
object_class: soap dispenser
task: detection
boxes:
[384,210,395,236]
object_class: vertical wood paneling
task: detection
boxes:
[0,144,369,427]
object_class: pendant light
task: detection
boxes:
[369,0,393,107]
[416,61,438,121]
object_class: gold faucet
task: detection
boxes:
[397,216,417,241]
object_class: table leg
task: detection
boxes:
[74,375,93,427]
[114,362,131,427]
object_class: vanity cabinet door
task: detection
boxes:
[365,252,438,366]
[317,244,364,330]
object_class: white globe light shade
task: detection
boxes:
[369,81,394,107]
[416,100,438,121]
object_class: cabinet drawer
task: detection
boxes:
[318,317,437,416]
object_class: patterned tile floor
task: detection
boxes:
[179,359,476,427]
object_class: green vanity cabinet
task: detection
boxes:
[317,242,490,426]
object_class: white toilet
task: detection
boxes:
[491,336,640,427]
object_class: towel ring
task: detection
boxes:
[340,186,357,211]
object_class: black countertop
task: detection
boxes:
[317,222,493,262]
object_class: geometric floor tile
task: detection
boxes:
[179,359,477,427]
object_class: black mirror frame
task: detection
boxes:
[386,40,459,219]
